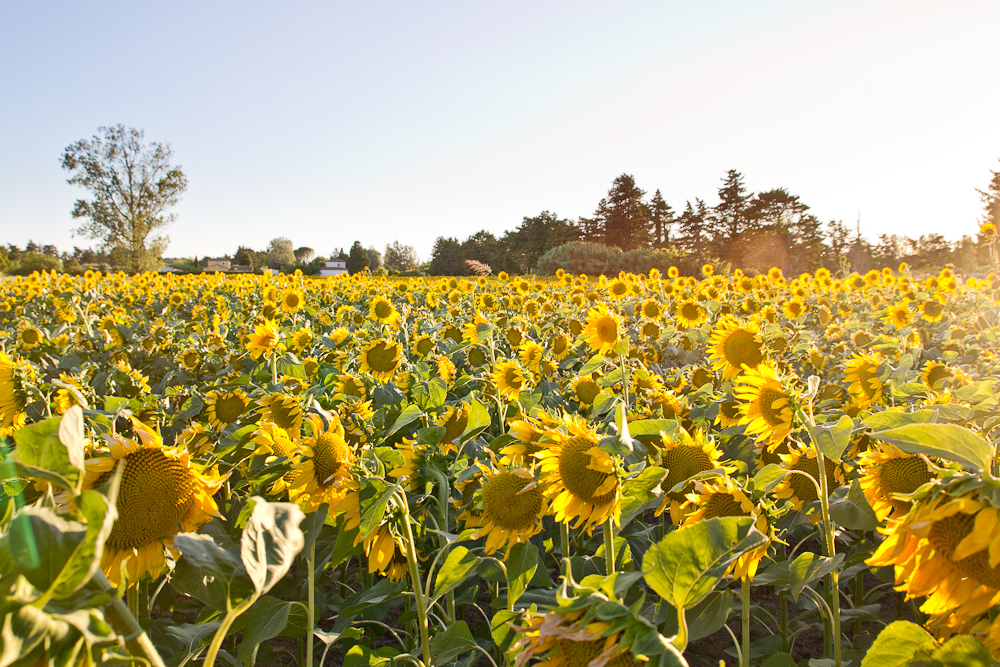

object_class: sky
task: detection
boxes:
[2,1,999,262]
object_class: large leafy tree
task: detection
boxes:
[503,211,579,272]
[384,241,420,274]
[267,238,295,267]
[61,125,187,273]
[346,241,370,274]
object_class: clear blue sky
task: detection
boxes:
[2,1,998,261]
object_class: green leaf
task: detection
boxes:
[627,419,679,443]
[829,480,879,531]
[383,404,422,440]
[956,380,997,405]
[928,635,995,667]
[862,409,937,431]
[762,653,799,667]
[48,488,118,597]
[870,423,992,471]
[643,516,768,609]
[234,596,294,663]
[788,553,845,603]
[620,466,667,527]
[12,410,84,491]
[506,542,539,608]
[806,415,854,463]
[460,399,491,443]
[412,378,448,410]
[173,530,256,611]
[300,503,328,558]
[687,590,734,642]
[752,464,786,494]
[276,354,306,380]
[860,621,936,667]
[7,508,85,592]
[433,546,482,601]
[491,609,521,657]
[430,620,478,664]
[356,479,399,540]
[241,497,306,596]
[579,354,605,376]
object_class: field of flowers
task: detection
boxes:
[2,257,1000,667]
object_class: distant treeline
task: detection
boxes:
[430,170,997,276]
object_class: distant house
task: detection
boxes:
[204,258,231,272]
[319,259,348,277]
[158,266,182,273]
[230,265,254,273]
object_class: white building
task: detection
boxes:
[319,259,348,277]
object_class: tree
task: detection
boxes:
[366,246,382,271]
[428,237,466,275]
[384,241,420,274]
[710,169,753,266]
[977,160,1000,228]
[267,238,295,267]
[346,241,369,274]
[502,212,579,273]
[584,174,651,250]
[648,190,674,248]
[61,125,187,273]
[234,246,267,270]
[294,247,315,264]
[675,199,711,260]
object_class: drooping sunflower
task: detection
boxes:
[535,414,620,533]
[491,360,528,399]
[510,608,636,667]
[734,364,795,448]
[0,350,34,436]
[288,414,357,513]
[684,476,770,580]
[363,524,409,582]
[858,442,936,522]
[651,427,724,525]
[359,338,403,382]
[583,304,623,355]
[252,421,302,494]
[845,352,884,408]
[204,388,249,427]
[868,486,1000,626]
[675,299,707,328]
[501,415,552,466]
[470,463,547,556]
[246,319,282,359]
[76,419,226,586]
[257,392,304,434]
[569,375,601,408]
[773,445,846,514]
[708,316,766,380]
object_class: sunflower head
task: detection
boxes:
[650,427,724,524]
[205,388,248,427]
[289,414,356,513]
[0,350,38,435]
[773,445,847,515]
[684,476,770,579]
[257,392,304,434]
[471,464,547,556]
[709,316,765,380]
[246,319,282,359]
[734,364,795,447]
[845,352,884,408]
[359,338,402,382]
[676,299,707,328]
[858,442,937,522]
[491,360,528,400]
[583,304,623,355]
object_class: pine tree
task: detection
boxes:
[676,199,710,260]
[977,161,1000,228]
[711,169,752,265]
[648,189,674,247]
[346,241,369,274]
[588,174,652,250]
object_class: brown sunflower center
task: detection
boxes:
[703,492,749,519]
[365,342,400,373]
[482,472,543,531]
[928,512,1000,589]
[22,329,39,344]
[662,446,714,501]
[575,379,600,405]
[722,329,764,369]
[787,457,839,504]
[758,385,790,427]
[374,301,392,318]
[313,432,349,484]
[267,398,301,430]
[214,395,246,423]
[106,448,197,550]
[503,367,524,390]
[595,318,618,343]
[877,457,933,512]
[441,410,469,443]
[416,338,435,356]
[558,437,615,503]
[643,301,660,318]
[184,352,199,366]
[926,365,951,388]
[681,303,702,321]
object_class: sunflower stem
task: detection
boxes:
[560,521,571,578]
[306,540,315,667]
[128,584,139,621]
[671,604,689,653]
[813,445,841,667]
[101,579,166,667]
[741,576,751,667]
[603,517,616,575]
[270,351,278,385]
[398,490,432,667]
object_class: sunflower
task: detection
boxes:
[252,421,302,494]
[773,445,846,513]
[177,422,214,456]
[75,418,226,586]
[607,278,630,299]
[858,443,936,522]
[246,319,282,359]
[257,392,304,434]
[175,347,201,371]
[518,340,544,373]
[280,288,304,313]
[470,463,547,556]
[359,338,403,382]
[640,298,662,320]
[845,352,884,408]
[19,325,43,349]
[782,300,806,320]
[922,361,954,390]
[491,360,528,399]
[287,327,313,353]
[339,400,375,451]
[535,414,620,533]
[335,373,368,399]
[288,414,357,513]
[501,416,554,466]
[205,388,249,427]
[0,350,33,436]
[412,334,436,359]
[583,304,623,355]
[510,608,635,667]
[868,487,1000,625]
[54,372,87,414]
[715,399,743,429]
[651,427,724,525]
[363,524,408,582]
[435,354,456,385]
[884,300,911,329]
[675,300,707,328]
[684,476,770,579]
[734,364,794,448]
[369,296,398,325]
[435,403,470,449]
[708,316,765,380]
[570,375,601,408]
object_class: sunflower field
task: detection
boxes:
[2,255,1000,667]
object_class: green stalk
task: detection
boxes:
[203,599,254,667]
[672,605,689,653]
[603,517,616,575]
[741,577,751,667]
[128,584,139,621]
[306,540,316,667]
[779,541,789,652]
[270,352,278,385]
[398,491,431,667]
[814,444,841,667]
[102,586,166,667]
[560,522,571,578]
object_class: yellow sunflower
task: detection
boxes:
[884,300,912,329]
[640,298,662,320]
[359,338,403,382]
[0,350,33,436]
[252,421,301,494]
[684,476,770,580]
[19,325,43,349]
[491,360,528,399]
[510,609,634,667]
[922,361,954,390]
[708,316,765,380]
[204,388,249,427]
[858,443,936,522]
[845,352,884,409]
[280,288,304,313]
[570,375,601,408]
[54,373,87,414]
[518,340,544,373]
[363,524,408,582]
[583,304,623,355]
[470,464,547,556]
[675,300,707,328]
[257,392,304,434]
[76,419,226,587]
[369,296,398,325]
[651,427,724,525]
[773,445,846,514]
[734,364,794,448]
[535,414,620,533]
[246,319,282,359]
[288,414,357,513]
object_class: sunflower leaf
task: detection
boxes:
[240,497,306,597]
[805,415,854,463]
[860,621,936,667]
[433,546,481,602]
[828,480,879,531]
[12,413,81,491]
[430,620,477,664]
[787,552,844,603]
[505,542,538,608]
[869,423,992,472]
